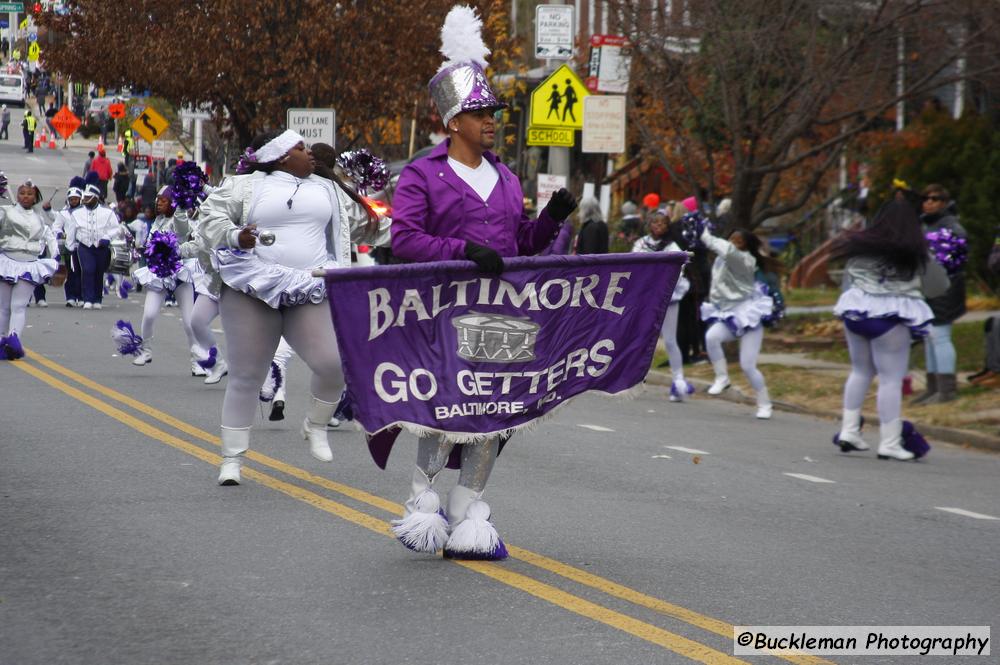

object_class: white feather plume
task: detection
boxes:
[438,5,490,71]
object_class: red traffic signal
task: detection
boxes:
[32,2,42,13]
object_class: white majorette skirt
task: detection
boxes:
[190,261,217,301]
[671,274,691,304]
[0,252,59,286]
[214,249,326,309]
[132,257,198,292]
[701,292,774,337]
[833,287,933,332]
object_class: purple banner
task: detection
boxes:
[322,253,685,445]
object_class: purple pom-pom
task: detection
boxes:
[235,147,257,175]
[145,230,182,278]
[196,346,218,370]
[443,538,509,561]
[680,211,714,248]
[901,420,931,459]
[111,320,143,356]
[118,279,133,300]
[926,228,968,275]
[336,149,389,195]
[171,162,208,210]
[1,332,25,360]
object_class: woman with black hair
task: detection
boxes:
[0,181,58,359]
[700,227,780,418]
[830,200,947,460]
[196,129,389,485]
[632,207,691,401]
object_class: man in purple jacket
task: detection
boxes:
[386,5,577,561]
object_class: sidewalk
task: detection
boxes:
[645,352,1000,454]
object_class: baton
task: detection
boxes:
[250,228,276,246]
[46,188,61,204]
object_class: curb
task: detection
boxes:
[644,369,1000,454]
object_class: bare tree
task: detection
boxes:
[613,0,1000,229]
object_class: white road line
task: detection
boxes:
[783,473,836,484]
[211,328,224,334]
[651,454,672,459]
[665,445,711,455]
[934,507,1000,521]
[577,424,614,432]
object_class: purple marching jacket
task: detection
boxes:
[390,140,562,262]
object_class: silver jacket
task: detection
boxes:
[843,255,949,300]
[195,171,391,295]
[0,204,58,261]
[701,230,756,308]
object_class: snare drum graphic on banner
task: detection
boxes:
[452,312,540,363]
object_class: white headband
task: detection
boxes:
[255,130,306,164]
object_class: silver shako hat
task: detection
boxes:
[428,5,508,127]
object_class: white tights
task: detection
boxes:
[661,303,684,383]
[141,283,196,349]
[842,324,911,425]
[0,280,34,335]
[189,295,220,355]
[705,322,766,392]
[219,286,343,429]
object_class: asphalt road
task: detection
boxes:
[1,145,997,665]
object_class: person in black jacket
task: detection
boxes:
[574,196,608,254]
[112,162,130,202]
[912,184,966,404]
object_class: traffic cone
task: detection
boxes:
[116,136,124,153]
[34,133,41,148]
[48,135,57,149]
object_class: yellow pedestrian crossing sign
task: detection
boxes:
[530,64,590,130]
[27,42,40,63]
[131,105,170,143]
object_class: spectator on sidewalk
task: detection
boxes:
[0,104,9,140]
[912,184,967,405]
[830,200,948,460]
[83,151,95,177]
[967,230,1000,388]
[574,196,609,254]
[45,103,57,135]
[112,163,130,202]
[91,149,114,201]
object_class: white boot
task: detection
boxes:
[300,395,336,462]
[443,485,508,560]
[707,358,730,395]
[755,386,773,419]
[218,426,250,485]
[204,358,228,385]
[190,355,208,377]
[835,408,869,451]
[390,467,449,553]
[877,419,915,461]
[669,378,688,402]
[132,344,152,366]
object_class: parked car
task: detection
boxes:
[0,73,25,107]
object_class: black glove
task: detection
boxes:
[543,188,577,222]
[464,241,504,275]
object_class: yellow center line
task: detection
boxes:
[20,348,835,665]
[11,357,748,665]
